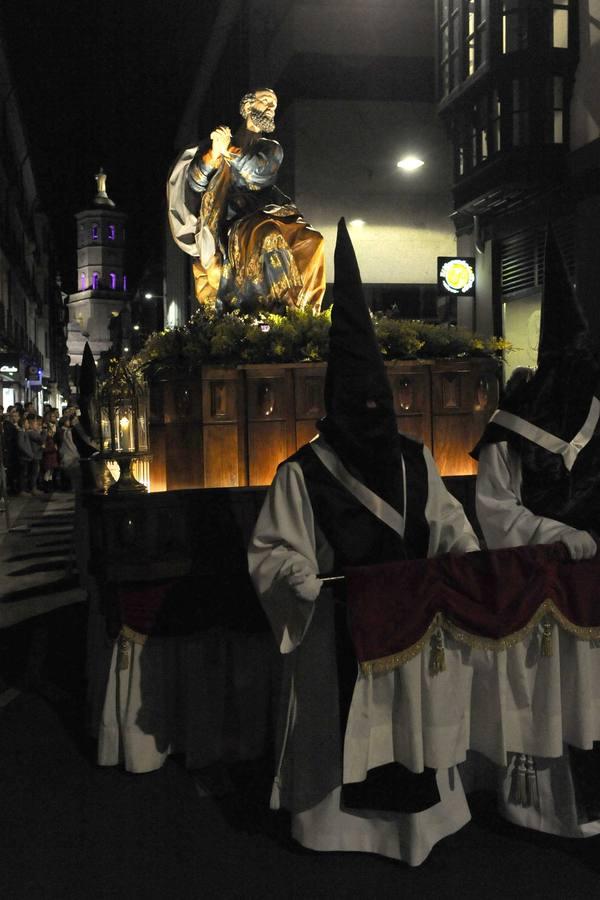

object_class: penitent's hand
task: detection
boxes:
[287,562,323,603]
[561,529,597,561]
[210,125,232,161]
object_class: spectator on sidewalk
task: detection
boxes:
[17,416,33,495]
[41,418,60,492]
[2,408,20,494]
[25,413,45,496]
[58,414,80,491]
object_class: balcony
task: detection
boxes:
[437,0,579,222]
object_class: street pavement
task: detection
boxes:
[0,490,85,629]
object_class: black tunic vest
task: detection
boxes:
[287,437,430,569]
[286,438,440,814]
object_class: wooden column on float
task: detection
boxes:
[243,365,296,486]
[201,367,247,487]
[292,363,326,449]
[431,358,499,476]
[386,360,433,448]
[148,378,204,492]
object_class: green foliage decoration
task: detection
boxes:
[131,306,508,377]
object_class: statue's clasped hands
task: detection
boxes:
[210,125,233,163]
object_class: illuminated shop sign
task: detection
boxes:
[437,257,476,296]
[0,353,21,376]
[26,365,43,386]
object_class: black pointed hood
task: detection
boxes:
[77,341,100,449]
[318,219,402,497]
[537,225,588,362]
[472,224,600,458]
[323,217,393,412]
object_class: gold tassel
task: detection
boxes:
[429,629,446,675]
[516,754,529,806]
[117,635,130,671]
[526,755,539,809]
[541,622,553,657]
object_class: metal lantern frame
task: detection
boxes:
[98,362,150,493]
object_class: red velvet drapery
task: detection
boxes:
[346,543,600,673]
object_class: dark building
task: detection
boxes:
[0,28,69,410]
[436,0,600,376]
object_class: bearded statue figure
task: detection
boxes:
[167,89,326,314]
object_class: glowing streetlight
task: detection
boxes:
[397,156,425,172]
[349,219,366,228]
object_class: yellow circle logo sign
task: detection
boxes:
[439,258,475,294]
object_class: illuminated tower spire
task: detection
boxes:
[94,167,115,208]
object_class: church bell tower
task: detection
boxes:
[67,169,128,365]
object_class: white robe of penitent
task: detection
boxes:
[248,437,479,866]
[476,440,600,837]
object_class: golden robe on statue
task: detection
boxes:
[167,134,325,313]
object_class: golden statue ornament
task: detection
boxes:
[167,89,325,314]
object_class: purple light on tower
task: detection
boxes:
[80,274,86,290]
[92,224,99,240]
[110,272,117,290]
[123,275,127,291]
[108,224,116,240]
[92,272,99,290]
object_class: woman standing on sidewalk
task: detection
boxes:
[41,418,60,493]
[24,414,45,496]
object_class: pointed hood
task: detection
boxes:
[537,224,588,362]
[472,224,600,459]
[79,342,97,398]
[77,341,99,445]
[318,219,402,499]
[323,217,394,414]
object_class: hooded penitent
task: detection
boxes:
[473,225,600,530]
[306,219,438,811]
[317,218,405,509]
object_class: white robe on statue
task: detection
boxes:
[476,440,600,837]
[248,436,479,866]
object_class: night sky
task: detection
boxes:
[0,0,219,293]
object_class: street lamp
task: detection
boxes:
[397,156,425,172]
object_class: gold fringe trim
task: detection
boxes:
[429,629,446,675]
[117,636,130,671]
[120,624,149,647]
[541,622,553,657]
[360,599,600,675]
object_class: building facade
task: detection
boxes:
[436,0,600,377]
[0,29,69,411]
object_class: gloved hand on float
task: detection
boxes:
[286,561,323,602]
[561,528,597,561]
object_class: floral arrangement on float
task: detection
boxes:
[131,307,511,378]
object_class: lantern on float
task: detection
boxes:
[98,361,149,493]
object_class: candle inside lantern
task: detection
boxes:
[118,413,132,451]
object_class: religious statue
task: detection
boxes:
[167,88,325,314]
